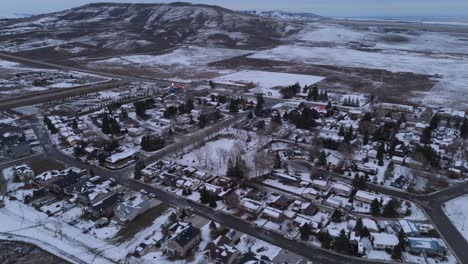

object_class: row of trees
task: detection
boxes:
[280,82,301,99]
[101,113,121,135]
[226,157,247,179]
[342,97,360,107]
[288,108,320,130]
[163,99,194,118]
[306,86,329,102]
[199,187,218,208]
[133,98,155,119]
[370,198,399,217]
[141,134,165,151]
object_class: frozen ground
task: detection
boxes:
[213,70,325,97]
[443,194,468,241]
[89,46,253,81]
[248,23,468,109]
[96,46,253,67]
[176,136,240,175]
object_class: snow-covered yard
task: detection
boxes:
[443,194,468,241]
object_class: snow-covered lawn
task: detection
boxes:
[0,200,120,264]
[213,70,325,97]
[443,194,468,241]
[175,136,239,174]
[367,250,391,261]
[236,234,281,260]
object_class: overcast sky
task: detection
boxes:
[2,0,468,18]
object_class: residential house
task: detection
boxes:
[261,206,284,222]
[89,193,121,218]
[399,219,420,236]
[407,237,444,257]
[49,170,85,194]
[203,236,241,264]
[241,198,265,216]
[332,183,352,197]
[269,195,290,210]
[164,222,201,258]
[355,190,381,204]
[370,233,399,250]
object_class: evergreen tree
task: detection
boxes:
[361,226,370,237]
[370,198,381,216]
[209,80,215,88]
[383,199,398,218]
[338,125,345,136]
[198,114,208,128]
[397,229,406,247]
[209,195,217,208]
[228,99,239,113]
[331,209,343,223]
[421,126,432,144]
[352,175,366,190]
[391,245,403,260]
[320,231,332,249]
[363,131,369,145]
[209,220,217,230]
[134,101,147,118]
[200,187,209,204]
[317,151,327,166]
[311,86,319,101]
[354,218,363,233]
[335,229,349,252]
[377,143,385,164]
[169,212,177,223]
[460,118,468,139]
[300,224,312,240]
[430,114,441,130]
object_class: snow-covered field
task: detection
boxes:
[443,194,468,241]
[213,70,325,97]
[176,136,240,175]
[247,23,468,109]
[93,46,252,69]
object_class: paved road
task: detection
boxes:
[0,80,125,111]
[0,52,173,86]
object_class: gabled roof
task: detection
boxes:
[171,224,201,247]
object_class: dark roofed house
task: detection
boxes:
[164,222,201,258]
[269,195,290,210]
[64,178,92,196]
[50,170,85,194]
[300,202,318,216]
[88,193,121,218]
[203,237,241,264]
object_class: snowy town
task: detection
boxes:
[1,1,468,264]
[1,64,467,264]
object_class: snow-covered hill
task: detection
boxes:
[0,3,301,54]
[242,10,324,21]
